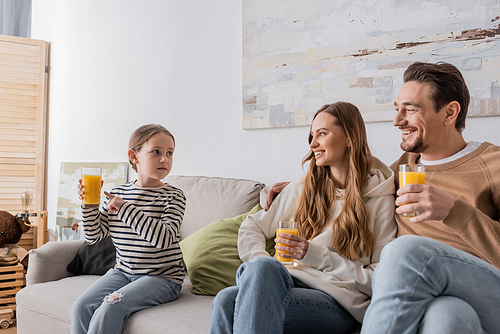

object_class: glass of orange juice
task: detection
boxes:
[82,167,102,208]
[399,164,425,217]
[275,221,298,265]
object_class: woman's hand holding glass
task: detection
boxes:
[275,232,309,261]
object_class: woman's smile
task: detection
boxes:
[314,150,325,159]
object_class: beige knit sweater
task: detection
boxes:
[391,142,500,269]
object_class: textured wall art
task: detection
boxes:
[242,0,500,129]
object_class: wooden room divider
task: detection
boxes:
[0,34,50,250]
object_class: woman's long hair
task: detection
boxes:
[293,102,374,260]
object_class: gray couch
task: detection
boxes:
[16,175,267,334]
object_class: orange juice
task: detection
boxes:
[399,171,425,187]
[275,227,298,263]
[82,170,102,208]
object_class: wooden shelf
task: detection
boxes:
[0,264,26,313]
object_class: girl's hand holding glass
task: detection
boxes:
[77,179,104,201]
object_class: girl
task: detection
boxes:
[209,102,397,334]
[72,124,186,334]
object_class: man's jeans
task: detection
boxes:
[209,256,356,334]
[71,268,182,334]
[362,235,500,334]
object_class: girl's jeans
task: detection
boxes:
[209,256,356,334]
[362,235,500,334]
[71,268,181,334]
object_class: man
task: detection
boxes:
[266,62,500,333]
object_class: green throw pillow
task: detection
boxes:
[179,204,276,295]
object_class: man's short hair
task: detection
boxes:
[403,62,470,132]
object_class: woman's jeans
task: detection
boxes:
[71,268,182,334]
[209,256,356,334]
[362,235,500,334]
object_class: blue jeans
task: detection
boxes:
[209,257,356,334]
[71,268,182,334]
[361,235,500,334]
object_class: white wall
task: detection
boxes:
[31,0,500,232]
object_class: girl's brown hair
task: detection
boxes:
[293,102,374,260]
[128,124,175,172]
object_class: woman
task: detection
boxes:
[209,102,397,334]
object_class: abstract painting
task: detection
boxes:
[56,162,128,241]
[243,0,500,129]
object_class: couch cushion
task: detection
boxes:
[180,204,276,296]
[165,175,265,239]
[122,279,214,334]
[16,275,214,334]
[17,275,99,330]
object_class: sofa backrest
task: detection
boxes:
[164,175,266,240]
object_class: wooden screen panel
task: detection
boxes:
[0,34,49,249]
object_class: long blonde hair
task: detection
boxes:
[293,102,374,260]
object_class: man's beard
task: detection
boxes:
[401,136,428,153]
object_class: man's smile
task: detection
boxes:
[400,126,417,136]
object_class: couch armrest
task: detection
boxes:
[26,240,85,286]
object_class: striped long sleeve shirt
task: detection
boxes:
[82,181,186,284]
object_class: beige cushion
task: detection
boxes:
[17,275,215,334]
[165,175,265,239]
